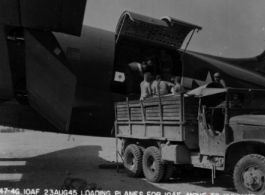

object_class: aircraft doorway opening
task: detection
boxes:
[113,39,182,97]
[110,11,201,99]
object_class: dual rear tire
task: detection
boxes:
[124,145,173,182]
[142,146,165,182]
[124,144,143,177]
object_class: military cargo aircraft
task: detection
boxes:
[1,0,265,137]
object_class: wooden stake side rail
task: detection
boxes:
[115,95,199,140]
[116,95,198,122]
[115,121,185,125]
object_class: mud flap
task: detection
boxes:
[24,29,76,132]
[0,24,14,99]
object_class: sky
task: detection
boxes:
[83,0,265,58]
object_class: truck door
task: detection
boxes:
[198,88,227,156]
[110,11,202,95]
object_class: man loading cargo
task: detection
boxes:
[151,75,174,97]
[140,72,152,100]
[172,76,185,94]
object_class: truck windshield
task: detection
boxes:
[228,89,265,110]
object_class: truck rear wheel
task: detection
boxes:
[234,154,265,194]
[142,146,164,182]
[162,164,175,182]
[124,144,143,177]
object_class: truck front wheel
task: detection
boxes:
[234,154,265,194]
[142,146,164,182]
[124,144,143,177]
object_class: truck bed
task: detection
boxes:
[115,94,199,146]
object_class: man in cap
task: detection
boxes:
[214,72,226,88]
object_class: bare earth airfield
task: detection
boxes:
[0,131,236,195]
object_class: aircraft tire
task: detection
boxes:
[124,144,143,177]
[234,154,265,195]
[142,146,165,183]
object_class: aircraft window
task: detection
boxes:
[67,47,80,60]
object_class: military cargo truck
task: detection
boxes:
[115,86,265,194]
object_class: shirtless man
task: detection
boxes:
[172,76,185,94]
[140,72,152,100]
[151,75,174,97]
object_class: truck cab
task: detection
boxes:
[197,87,265,194]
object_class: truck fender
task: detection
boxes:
[224,140,265,172]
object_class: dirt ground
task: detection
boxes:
[0,131,238,195]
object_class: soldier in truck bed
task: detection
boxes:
[151,75,174,97]
[172,76,185,94]
[140,72,152,100]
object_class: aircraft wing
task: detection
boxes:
[180,50,265,89]
[0,0,87,132]
[0,0,86,36]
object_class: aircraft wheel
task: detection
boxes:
[124,144,143,177]
[234,154,265,195]
[142,146,164,183]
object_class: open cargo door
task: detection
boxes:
[115,12,201,48]
[110,11,202,95]
[24,29,76,132]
